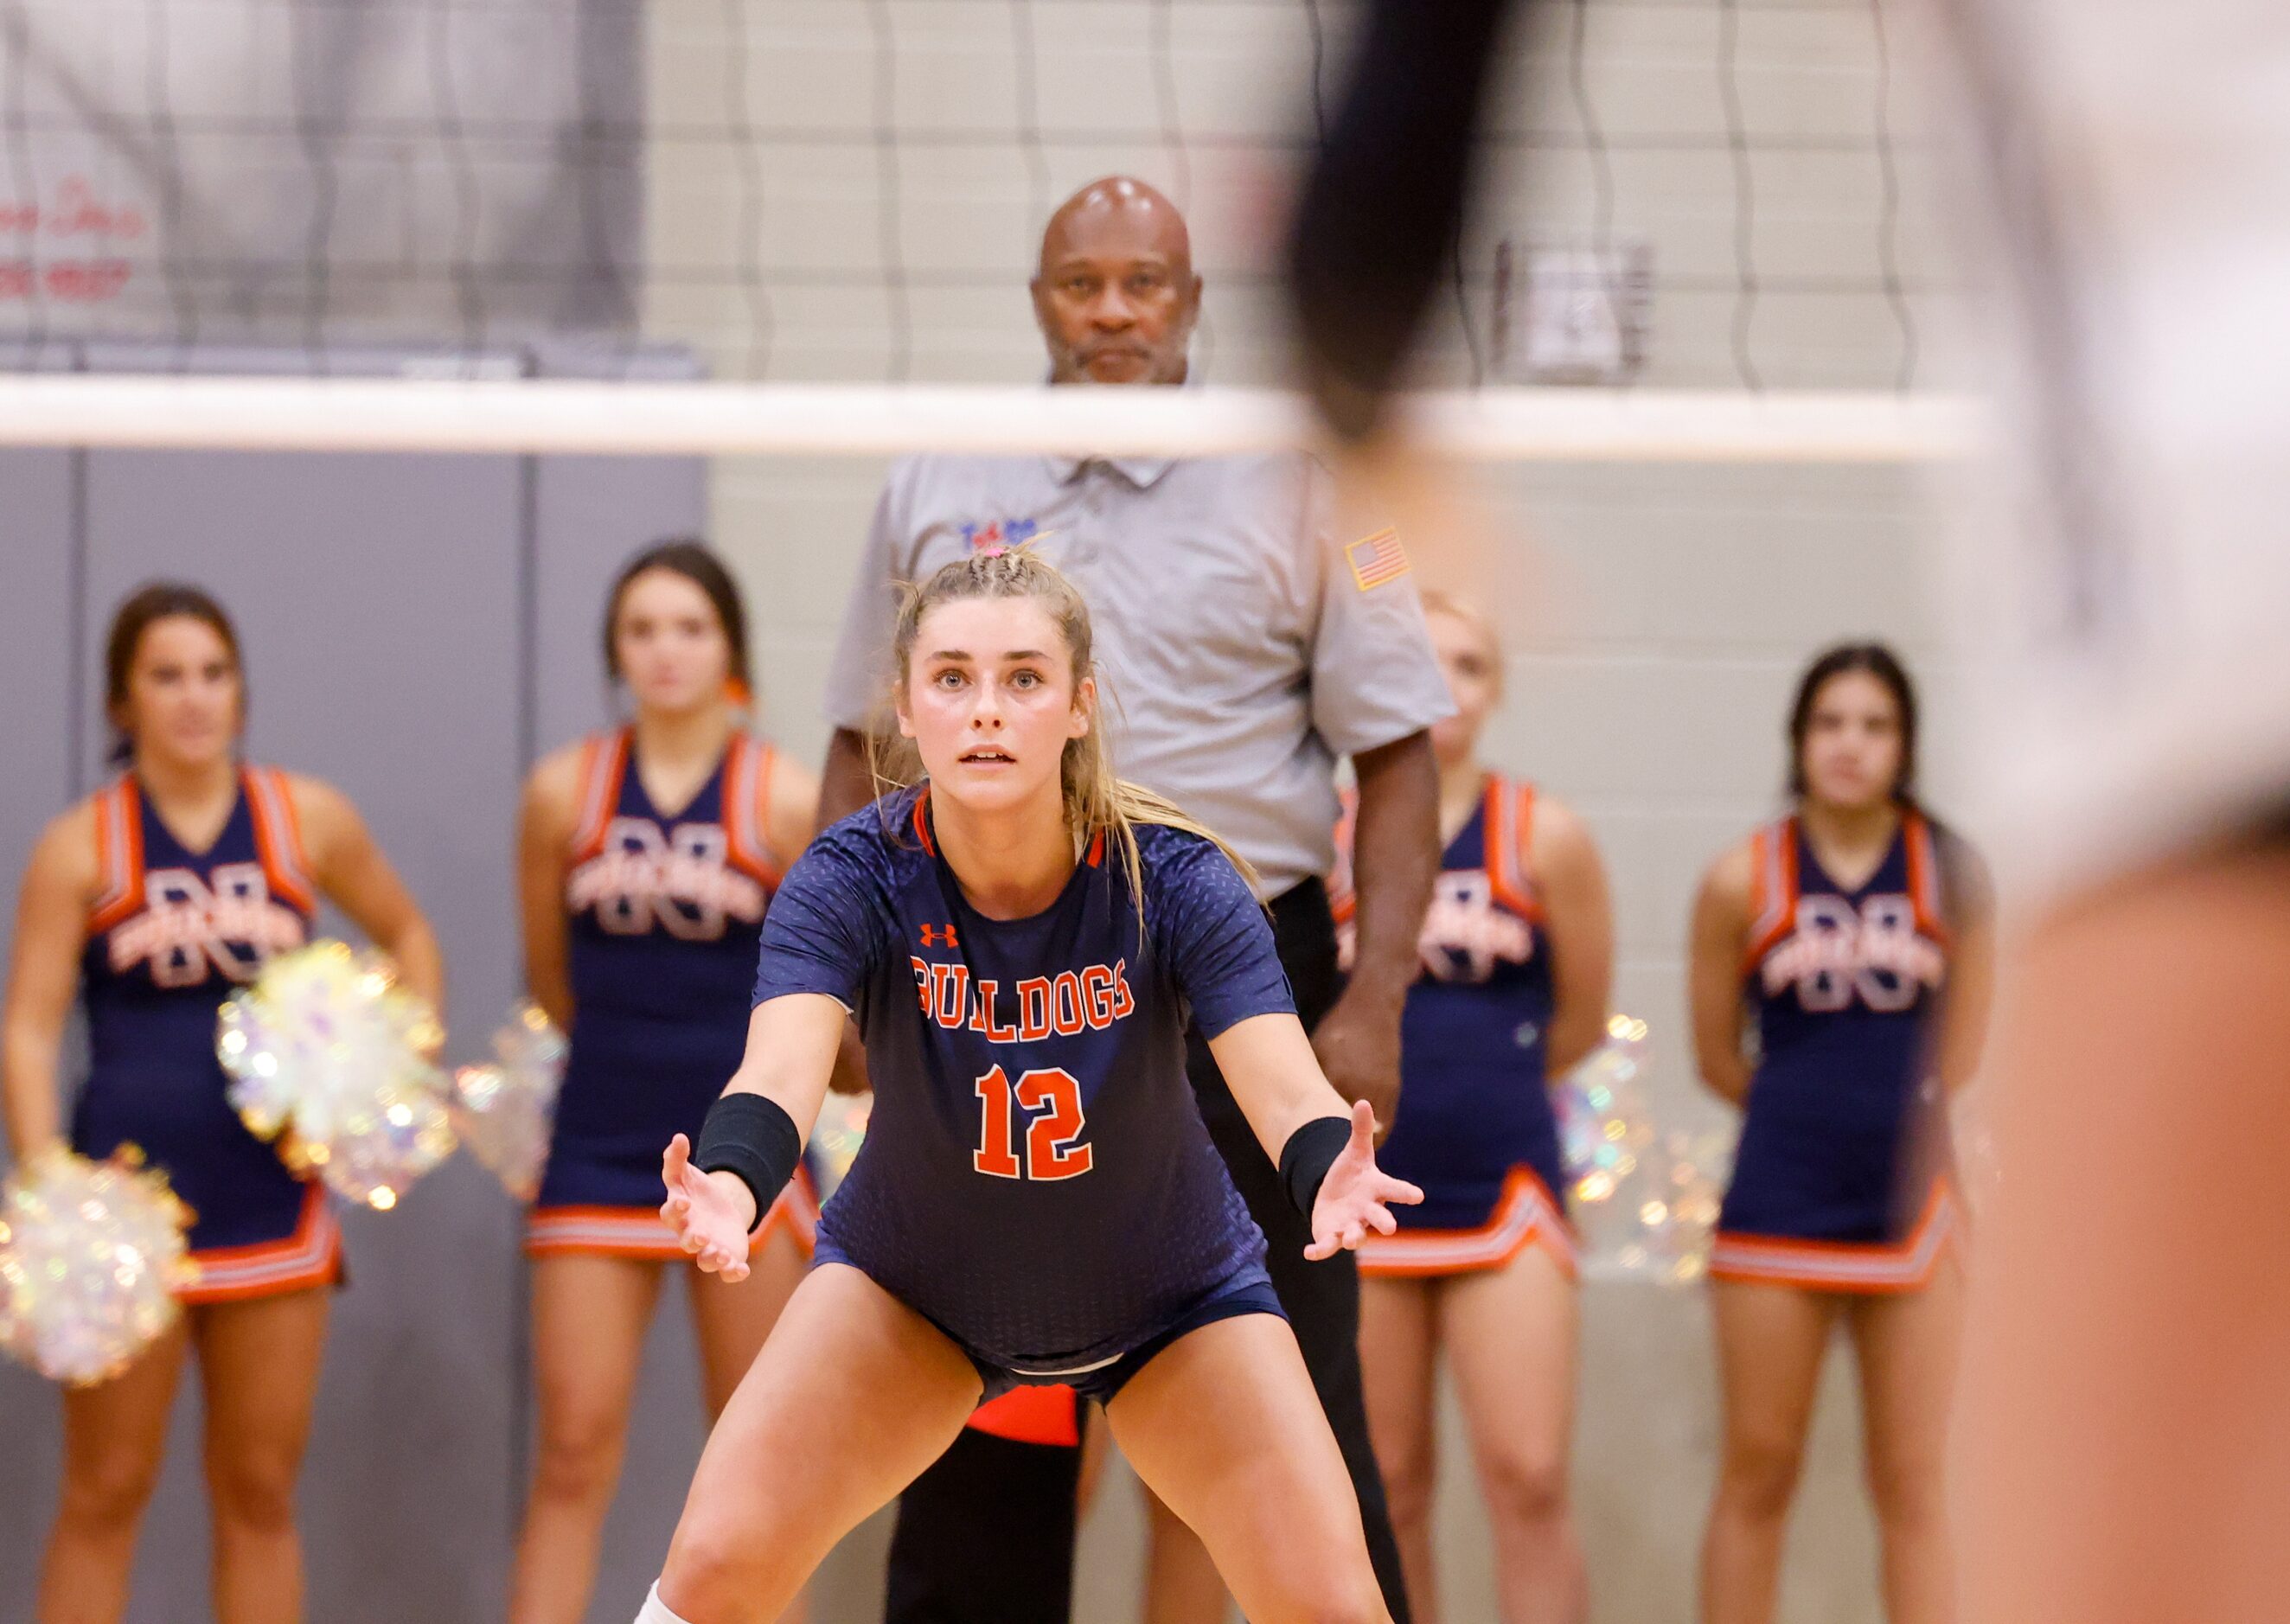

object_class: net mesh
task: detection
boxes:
[0,0,1953,405]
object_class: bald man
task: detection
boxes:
[819,177,1436,1624]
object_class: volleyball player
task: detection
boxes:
[828,176,1442,1624]
[0,582,444,1623]
[509,542,822,1624]
[1689,645,1991,1624]
[630,548,1417,1624]
[1344,594,1611,1624]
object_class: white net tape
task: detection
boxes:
[0,376,1973,460]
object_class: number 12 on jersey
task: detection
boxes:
[973,1066,1093,1181]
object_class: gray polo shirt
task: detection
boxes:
[824,451,1454,896]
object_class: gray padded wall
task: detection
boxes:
[80,340,527,1623]
[0,342,707,1624]
[0,430,87,1617]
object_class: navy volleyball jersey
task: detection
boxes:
[529,730,819,1258]
[72,768,342,1302]
[1711,811,1960,1292]
[1333,777,1573,1278]
[754,786,1289,1375]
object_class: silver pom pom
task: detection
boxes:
[451,1003,566,1203]
[0,1147,196,1385]
[216,941,456,1211]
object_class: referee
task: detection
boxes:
[818,176,1444,1624]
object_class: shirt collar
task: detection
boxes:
[1045,451,1177,489]
[1039,370,1196,490]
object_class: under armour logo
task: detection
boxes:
[920,924,959,949]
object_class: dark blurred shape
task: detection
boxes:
[1287,0,1520,438]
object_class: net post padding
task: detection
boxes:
[0,377,1976,462]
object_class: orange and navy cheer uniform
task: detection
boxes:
[72,768,341,1303]
[528,729,817,1258]
[753,786,1288,1403]
[1710,812,1958,1292]
[1335,777,1573,1279]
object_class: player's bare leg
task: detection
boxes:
[688,1225,813,1624]
[1142,1483,1230,1624]
[651,1263,980,1624]
[1109,1313,1391,1624]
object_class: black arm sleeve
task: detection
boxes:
[694,1092,804,1233]
[1286,0,1526,438]
[1279,1114,1354,1218]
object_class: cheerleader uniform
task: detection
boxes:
[72,767,342,1303]
[1710,811,1960,1292]
[528,729,818,1259]
[753,786,1289,1402]
[1335,777,1573,1279]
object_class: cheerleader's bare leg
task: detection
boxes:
[1847,1266,1961,1624]
[511,1255,667,1624]
[1700,1282,1839,1624]
[1441,1245,1585,1624]
[194,1285,331,1624]
[37,1318,189,1624]
[1359,1276,1442,1622]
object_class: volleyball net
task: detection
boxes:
[0,0,1966,462]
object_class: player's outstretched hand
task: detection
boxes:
[1303,1100,1423,1261]
[660,1132,757,1283]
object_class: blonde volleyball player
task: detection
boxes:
[634,550,1414,1624]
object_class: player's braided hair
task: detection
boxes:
[872,546,1260,912]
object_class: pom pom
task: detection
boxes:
[451,1003,566,1203]
[216,941,456,1211]
[0,1146,195,1386]
[1555,1014,1731,1284]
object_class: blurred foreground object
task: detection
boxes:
[216,941,455,1210]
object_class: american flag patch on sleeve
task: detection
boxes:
[1345,527,1411,591]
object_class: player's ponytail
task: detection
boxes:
[880,547,1261,913]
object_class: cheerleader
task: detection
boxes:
[633,547,1417,1624]
[1342,595,1612,1624]
[1690,644,1992,1624]
[509,541,822,1624]
[0,582,442,1622]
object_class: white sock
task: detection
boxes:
[636,1582,696,1624]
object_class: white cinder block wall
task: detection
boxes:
[644,3,1967,1620]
